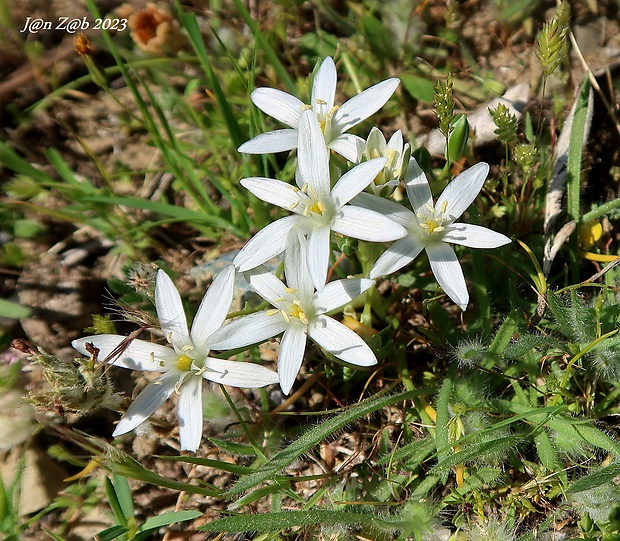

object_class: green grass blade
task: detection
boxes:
[199,509,377,533]
[178,11,245,149]
[140,510,202,531]
[80,195,241,234]
[229,0,297,94]
[0,299,32,319]
[225,389,419,496]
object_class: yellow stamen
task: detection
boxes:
[385,148,397,168]
[289,303,308,325]
[440,200,449,214]
[307,201,325,215]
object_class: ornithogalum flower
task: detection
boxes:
[234,109,407,291]
[210,233,377,395]
[358,127,410,197]
[72,267,279,452]
[238,56,400,161]
[353,158,511,310]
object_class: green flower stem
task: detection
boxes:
[221,387,268,463]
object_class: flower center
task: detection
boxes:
[306,200,325,216]
[176,354,193,372]
[418,202,450,238]
[288,302,309,324]
[313,99,339,139]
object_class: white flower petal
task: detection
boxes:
[313,278,375,314]
[72,335,176,372]
[201,358,280,387]
[332,206,407,242]
[403,157,433,214]
[443,224,511,248]
[367,126,387,154]
[297,109,330,194]
[308,315,377,366]
[191,265,235,353]
[331,157,387,208]
[112,371,179,436]
[177,375,203,452]
[333,78,400,134]
[311,56,337,111]
[426,242,469,311]
[155,270,192,352]
[369,236,425,279]
[387,130,403,152]
[245,265,290,306]
[208,311,287,351]
[284,230,313,300]
[251,87,303,128]
[240,177,303,212]
[351,192,416,229]
[436,162,489,221]
[233,215,300,272]
[328,134,365,162]
[278,325,308,395]
[307,226,331,292]
[238,129,298,154]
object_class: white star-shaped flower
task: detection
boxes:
[234,109,407,291]
[353,158,511,310]
[72,267,279,452]
[210,232,377,395]
[357,127,410,196]
[238,56,400,161]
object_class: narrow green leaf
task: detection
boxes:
[156,455,252,475]
[400,74,436,104]
[80,195,239,233]
[431,436,522,474]
[178,11,245,149]
[112,475,133,522]
[434,363,455,482]
[0,141,53,184]
[140,510,202,531]
[199,509,377,533]
[95,525,129,541]
[483,309,520,368]
[226,390,419,496]
[0,298,32,319]
[104,477,128,526]
[229,0,297,94]
[567,463,620,494]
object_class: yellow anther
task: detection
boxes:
[285,287,298,293]
[289,304,308,324]
[424,203,434,213]
[314,99,327,106]
[266,309,280,316]
[166,331,173,343]
[181,344,193,352]
[307,201,324,215]
[385,148,397,168]
[441,200,449,214]
[176,354,193,372]
[301,104,313,111]
[281,310,290,323]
